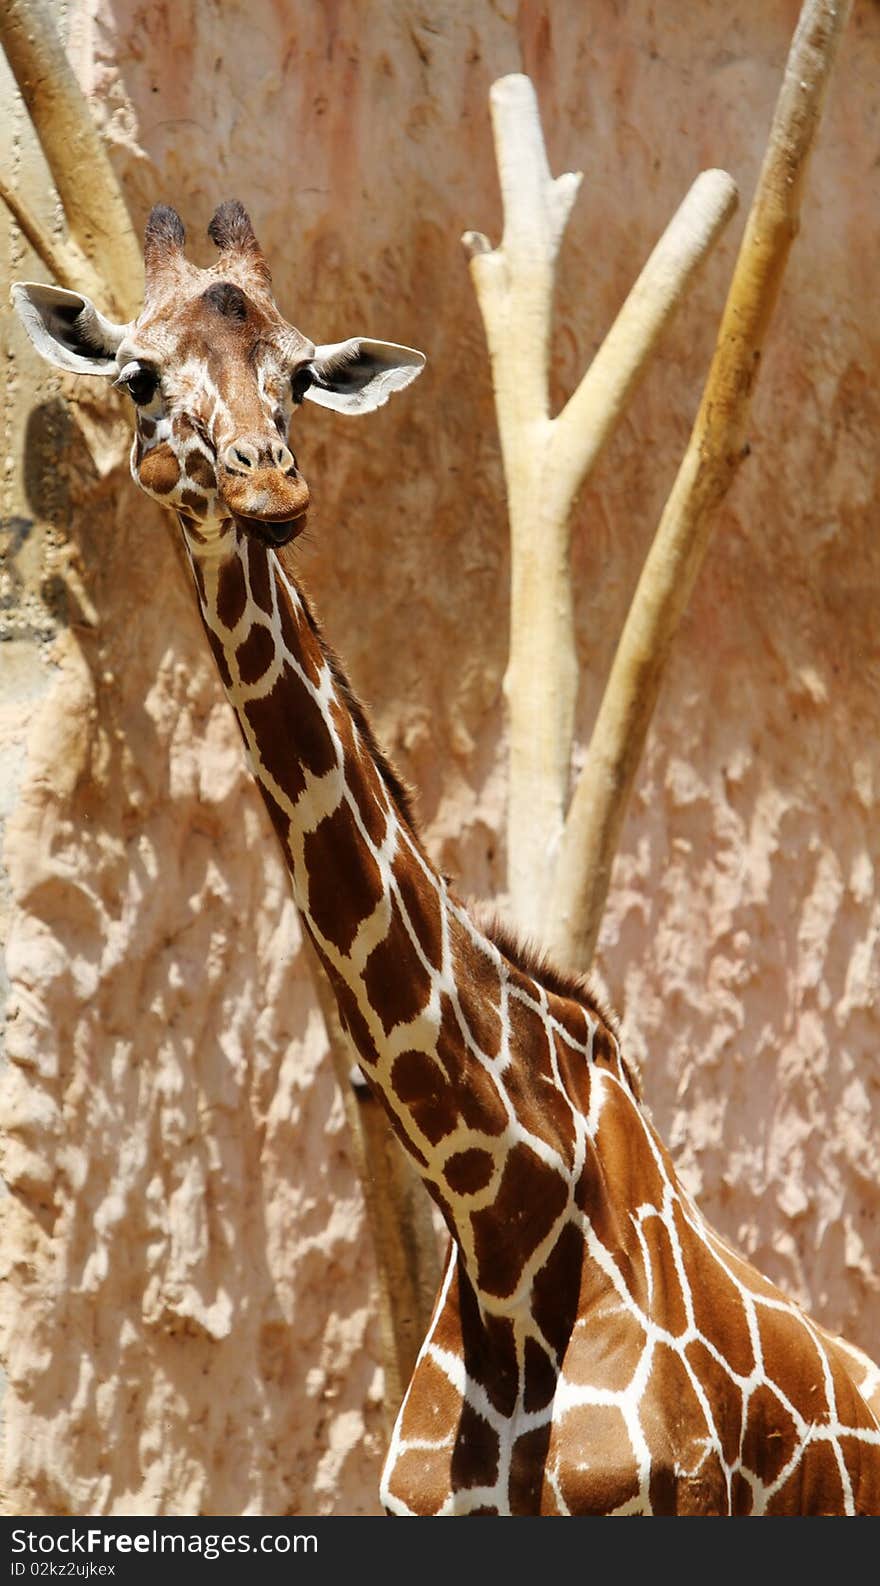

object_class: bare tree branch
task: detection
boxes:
[463,74,737,940]
[0,170,106,301]
[548,0,853,971]
[0,0,141,315]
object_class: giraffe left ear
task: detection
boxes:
[11,282,130,377]
[305,338,426,414]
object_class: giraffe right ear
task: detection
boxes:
[11,282,130,377]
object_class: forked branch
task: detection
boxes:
[463,75,737,941]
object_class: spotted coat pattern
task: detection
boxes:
[184,521,880,1516]
[14,204,880,1516]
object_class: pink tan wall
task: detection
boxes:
[1,0,878,1515]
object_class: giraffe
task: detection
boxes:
[12,202,880,1516]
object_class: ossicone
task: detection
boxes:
[143,204,187,289]
[207,200,272,289]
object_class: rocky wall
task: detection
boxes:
[1,0,878,1516]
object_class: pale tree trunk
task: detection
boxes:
[464,0,852,971]
[463,77,737,941]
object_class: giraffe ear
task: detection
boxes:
[304,338,426,414]
[11,282,129,377]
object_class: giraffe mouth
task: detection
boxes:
[231,511,306,548]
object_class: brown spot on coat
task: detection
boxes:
[458,1270,519,1417]
[434,994,508,1136]
[443,1147,495,1196]
[506,980,554,1080]
[766,1440,846,1515]
[385,1352,461,1514]
[470,1144,569,1299]
[590,1083,666,1227]
[741,1381,799,1488]
[453,932,502,1059]
[179,488,209,516]
[641,1341,725,1513]
[731,1471,754,1514]
[325,691,386,843]
[304,801,383,955]
[554,1026,592,1117]
[139,441,181,496]
[531,1219,583,1362]
[523,1337,559,1413]
[681,1212,757,1381]
[575,1150,641,1303]
[309,938,379,1066]
[185,449,216,487]
[244,662,336,809]
[236,620,276,685]
[562,1296,648,1394]
[246,537,275,617]
[384,1446,449,1515]
[363,893,433,1035]
[553,1402,638,1514]
[450,1401,500,1490]
[391,1050,456,1146]
[508,1424,552,1514]
[344,744,389,848]
[396,861,443,969]
[215,549,248,630]
[278,576,322,685]
[641,1213,690,1339]
[683,1337,744,1468]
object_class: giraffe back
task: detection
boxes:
[381,986,880,1516]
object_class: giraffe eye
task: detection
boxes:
[116,363,159,406]
[291,365,315,405]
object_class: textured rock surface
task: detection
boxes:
[1,0,878,1516]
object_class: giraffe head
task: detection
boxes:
[12,201,425,548]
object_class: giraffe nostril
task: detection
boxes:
[223,440,296,474]
[223,441,260,473]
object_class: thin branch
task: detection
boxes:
[0,0,141,316]
[463,74,736,938]
[0,173,106,301]
[549,171,739,514]
[548,0,853,970]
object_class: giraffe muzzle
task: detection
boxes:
[220,462,311,547]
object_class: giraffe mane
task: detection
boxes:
[470,907,643,1101]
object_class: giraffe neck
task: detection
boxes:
[178,521,880,1520]
[183,519,614,1315]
